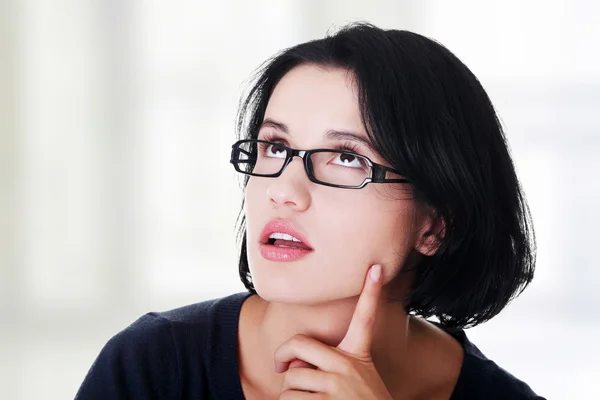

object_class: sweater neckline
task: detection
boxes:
[214,291,254,399]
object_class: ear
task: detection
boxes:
[415,209,445,257]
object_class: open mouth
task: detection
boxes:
[264,234,312,250]
[259,219,314,261]
[260,234,313,262]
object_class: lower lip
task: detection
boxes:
[259,244,313,261]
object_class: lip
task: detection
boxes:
[259,219,314,262]
[259,244,313,262]
[259,219,313,249]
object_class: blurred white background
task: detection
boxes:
[1,0,598,398]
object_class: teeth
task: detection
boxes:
[269,232,301,242]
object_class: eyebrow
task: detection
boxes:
[260,118,375,152]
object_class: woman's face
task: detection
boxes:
[244,64,427,304]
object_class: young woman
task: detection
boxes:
[76,23,545,399]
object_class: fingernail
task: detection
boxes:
[369,264,381,282]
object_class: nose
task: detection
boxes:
[266,157,311,211]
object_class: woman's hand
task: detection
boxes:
[274,264,394,400]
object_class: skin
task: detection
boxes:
[239,64,463,399]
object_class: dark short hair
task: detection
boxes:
[234,22,536,329]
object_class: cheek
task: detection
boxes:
[243,179,265,236]
[317,194,415,267]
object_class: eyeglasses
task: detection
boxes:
[230,139,410,189]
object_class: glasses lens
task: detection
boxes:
[234,140,287,176]
[309,151,370,187]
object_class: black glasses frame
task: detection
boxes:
[230,139,410,189]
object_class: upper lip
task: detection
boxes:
[260,219,313,249]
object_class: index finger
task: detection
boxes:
[336,264,382,358]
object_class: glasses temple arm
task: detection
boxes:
[371,164,410,184]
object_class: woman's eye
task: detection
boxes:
[266,144,287,158]
[333,152,365,168]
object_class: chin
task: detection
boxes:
[252,277,354,306]
[252,279,330,305]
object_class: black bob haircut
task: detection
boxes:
[234,22,536,329]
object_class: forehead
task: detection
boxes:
[263,64,365,138]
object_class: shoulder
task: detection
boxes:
[153,290,251,327]
[448,328,546,399]
[98,291,243,359]
[75,312,179,399]
[75,291,252,400]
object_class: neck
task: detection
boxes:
[245,283,416,397]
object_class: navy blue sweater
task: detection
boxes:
[75,292,545,399]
